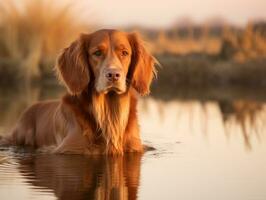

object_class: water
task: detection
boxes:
[0,85,266,200]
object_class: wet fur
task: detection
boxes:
[0,29,156,155]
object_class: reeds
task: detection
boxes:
[138,22,266,61]
[0,0,89,85]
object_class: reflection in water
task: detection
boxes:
[0,153,142,200]
[140,98,266,150]
[1,86,266,199]
[1,85,266,150]
[220,100,265,150]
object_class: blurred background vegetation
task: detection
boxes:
[0,0,89,86]
[0,0,266,90]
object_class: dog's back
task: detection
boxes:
[1,100,60,148]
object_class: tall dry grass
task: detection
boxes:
[0,0,89,84]
[140,22,266,61]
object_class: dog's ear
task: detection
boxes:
[56,34,91,95]
[128,33,156,96]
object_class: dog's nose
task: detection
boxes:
[105,68,121,82]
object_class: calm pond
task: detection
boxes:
[0,85,266,200]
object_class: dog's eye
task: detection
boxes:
[122,50,129,56]
[93,50,102,57]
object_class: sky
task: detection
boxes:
[83,0,266,28]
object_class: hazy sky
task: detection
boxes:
[85,0,266,27]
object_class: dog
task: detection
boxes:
[0,29,156,154]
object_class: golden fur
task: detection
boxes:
[0,29,156,155]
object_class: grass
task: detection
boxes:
[138,22,266,61]
[0,0,89,85]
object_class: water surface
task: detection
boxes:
[0,85,266,200]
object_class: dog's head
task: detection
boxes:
[56,29,156,96]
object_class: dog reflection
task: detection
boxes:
[18,154,142,200]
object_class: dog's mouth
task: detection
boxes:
[95,83,125,94]
[95,79,126,95]
[104,86,125,94]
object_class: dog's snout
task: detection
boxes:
[105,68,122,82]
